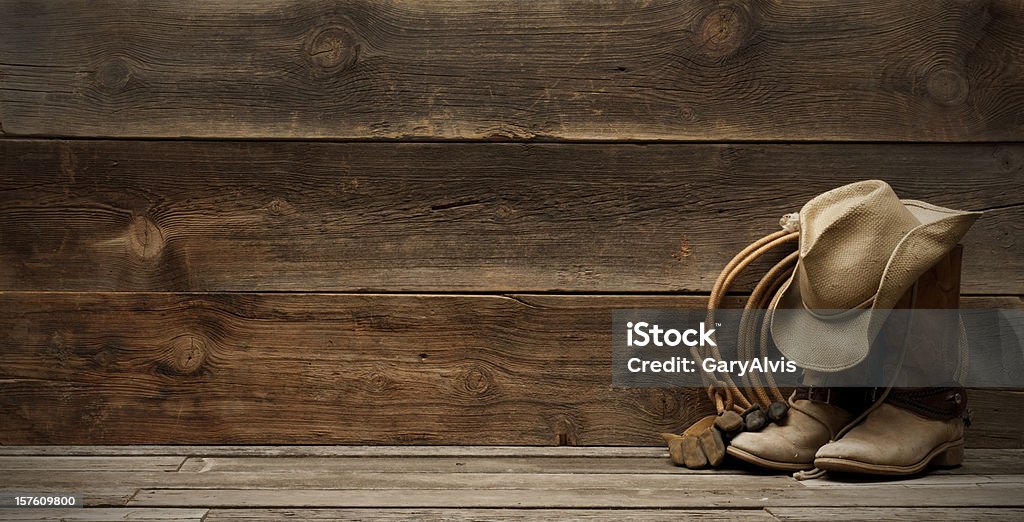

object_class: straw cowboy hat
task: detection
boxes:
[769,180,980,372]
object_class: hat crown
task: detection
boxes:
[797,180,920,310]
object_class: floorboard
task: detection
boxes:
[202,508,779,521]
[0,447,1021,519]
[0,508,208,521]
[767,507,1024,521]
[125,485,1024,508]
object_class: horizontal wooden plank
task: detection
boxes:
[1,141,1021,293]
[203,508,778,521]
[0,448,1017,475]
[6,467,1012,491]
[1,471,801,492]
[3,446,1021,468]
[0,293,717,445]
[954,390,1024,450]
[175,448,1024,476]
[175,456,737,475]
[0,509,208,521]
[1,1,1022,140]
[767,507,1024,522]
[0,293,1020,446]
[0,508,773,522]
[127,484,1024,508]
[0,456,184,472]
[0,446,670,457]
[801,474,1024,488]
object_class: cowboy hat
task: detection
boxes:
[769,180,980,372]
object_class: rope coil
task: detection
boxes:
[701,225,799,415]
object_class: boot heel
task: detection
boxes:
[932,443,964,467]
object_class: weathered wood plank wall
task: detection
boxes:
[1,141,1021,293]
[1,0,1022,140]
[0,0,1022,446]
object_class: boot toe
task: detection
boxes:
[730,428,807,463]
[727,425,818,470]
[725,399,853,471]
[814,403,965,475]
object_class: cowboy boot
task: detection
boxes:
[814,387,966,475]
[815,248,968,475]
[726,388,863,471]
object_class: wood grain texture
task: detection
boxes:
[2,449,1022,516]
[2,471,801,494]
[0,446,671,457]
[205,508,1024,521]
[1,1,1022,140]
[126,484,1024,508]
[0,292,1019,446]
[204,509,778,521]
[0,509,208,521]
[0,456,185,471]
[0,293,715,445]
[0,508,771,521]
[172,448,1024,476]
[767,508,1024,522]
[2,447,1021,475]
[2,140,1021,293]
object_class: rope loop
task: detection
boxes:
[702,227,798,412]
[707,382,735,414]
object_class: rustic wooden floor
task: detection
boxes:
[2,446,1024,521]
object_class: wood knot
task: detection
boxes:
[459,364,496,397]
[644,389,683,418]
[680,106,698,122]
[925,67,969,106]
[365,367,396,393]
[95,57,132,93]
[696,5,749,58]
[127,215,165,261]
[494,204,515,219]
[89,344,119,370]
[305,26,359,73]
[266,198,294,216]
[160,335,207,376]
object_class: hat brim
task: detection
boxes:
[770,200,980,372]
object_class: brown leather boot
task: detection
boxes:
[726,388,863,471]
[815,387,967,475]
[816,248,968,476]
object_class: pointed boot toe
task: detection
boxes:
[814,403,964,476]
[726,399,853,472]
